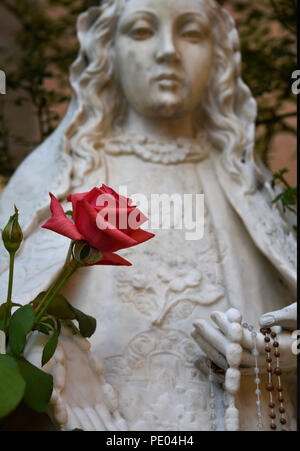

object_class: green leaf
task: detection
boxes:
[0,355,26,419]
[17,358,53,413]
[41,322,61,367]
[36,323,51,335]
[47,294,76,320]
[69,305,97,338]
[8,305,35,356]
[31,291,47,306]
[271,193,283,204]
[0,302,22,321]
[282,196,296,206]
[35,316,57,335]
[33,292,76,320]
[40,317,56,331]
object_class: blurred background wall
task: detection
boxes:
[0,0,297,192]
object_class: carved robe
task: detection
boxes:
[0,130,296,430]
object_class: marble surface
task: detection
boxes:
[0,0,296,431]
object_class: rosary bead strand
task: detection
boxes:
[242,322,264,431]
[271,331,287,427]
[261,328,277,430]
[208,360,217,431]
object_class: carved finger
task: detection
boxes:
[51,358,66,393]
[84,406,106,431]
[63,404,82,431]
[277,330,296,353]
[95,403,119,431]
[53,343,65,365]
[43,357,56,374]
[211,311,229,336]
[51,395,68,428]
[72,406,95,431]
[226,308,242,324]
[239,328,265,353]
[193,319,228,355]
[211,312,244,346]
[49,388,59,405]
[191,330,227,370]
[260,303,297,330]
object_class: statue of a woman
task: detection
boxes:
[0,0,296,431]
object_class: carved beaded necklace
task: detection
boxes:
[102,132,211,165]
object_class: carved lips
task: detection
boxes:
[154,72,182,89]
[42,185,155,266]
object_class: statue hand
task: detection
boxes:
[192,308,296,377]
[260,302,297,331]
[24,327,128,431]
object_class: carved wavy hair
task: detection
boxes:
[65,0,259,188]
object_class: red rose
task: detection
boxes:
[42,185,154,266]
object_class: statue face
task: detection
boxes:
[114,0,214,120]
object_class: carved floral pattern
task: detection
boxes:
[114,219,225,325]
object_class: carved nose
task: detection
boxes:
[155,32,180,63]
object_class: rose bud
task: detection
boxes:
[2,206,23,254]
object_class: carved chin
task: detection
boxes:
[151,98,187,119]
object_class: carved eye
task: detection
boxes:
[180,25,204,43]
[130,26,154,40]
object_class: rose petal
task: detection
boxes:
[68,187,109,220]
[91,252,132,266]
[42,193,84,241]
[127,228,155,245]
[94,206,139,232]
[67,191,89,222]
[84,187,106,208]
[75,199,137,252]
[126,208,148,228]
[99,185,134,207]
[94,192,124,214]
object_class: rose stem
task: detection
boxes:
[34,261,81,324]
[3,251,16,333]
[34,241,74,316]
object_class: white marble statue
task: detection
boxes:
[0,0,297,431]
